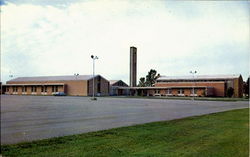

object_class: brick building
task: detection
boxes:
[2,75,109,96]
[117,74,243,98]
[109,80,129,96]
[1,74,244,98]
[153,74,243,97]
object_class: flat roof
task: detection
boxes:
[3,83,65,86]
[7,75,104,82]
[157,74,240,81]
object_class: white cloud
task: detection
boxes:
[1,0,249,84]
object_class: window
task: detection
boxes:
[13,87,18,92]
[178,89,183,94]
[190,89,197,94]
[31,86,37,92]
[22,86,27,92]
[155,90,159,94]
[97,83,101,93]
[166,89,172,94]
[194,89,197,94]
[52,86,58,92]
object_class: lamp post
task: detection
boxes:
[91,55,98,100]
[9,71,13,79]
[190,70,197,100]
[74,73,79,80]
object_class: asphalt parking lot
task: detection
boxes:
[1,95,248,144]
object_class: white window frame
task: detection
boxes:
[177,89,185,96]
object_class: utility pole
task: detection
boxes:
[190,70,197,101]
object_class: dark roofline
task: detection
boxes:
[94,75,110,83]
[6,74,109,83]
[157,74,241,81]
[109,80,128,86]
[3,83,65,86]
[109,80,119,85]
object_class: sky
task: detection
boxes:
[1,0,250,84]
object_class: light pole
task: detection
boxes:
[9,70,13,79]
[91,55,98,100]
[74,73,79,80]
[190,70,197,100]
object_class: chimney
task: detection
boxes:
[130,46,137,87]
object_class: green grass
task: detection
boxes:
[1,108,249,157]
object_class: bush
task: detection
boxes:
[227,87,234,97]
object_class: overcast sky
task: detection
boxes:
[1,0,250,84]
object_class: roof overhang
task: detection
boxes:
[3,83,65,86]
[157,74,240,81]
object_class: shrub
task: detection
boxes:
[227,87,234,97]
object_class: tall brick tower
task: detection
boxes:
[130,46,137,87]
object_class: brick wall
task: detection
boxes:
[6,80,87,96]
[88,76,109,96]
[155,82,225,97]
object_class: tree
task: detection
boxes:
[145,69,160,86]
[226,87,234,98]
[138,77,146,87]
[243,77,249,97]
[138,69,160,87]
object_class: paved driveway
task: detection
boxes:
[1,95,248,144]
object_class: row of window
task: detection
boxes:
[6,86,59,92]
[155,89,198,94]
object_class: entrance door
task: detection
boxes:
[118,89,123,95]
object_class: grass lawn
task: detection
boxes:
[1,108,249,157]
